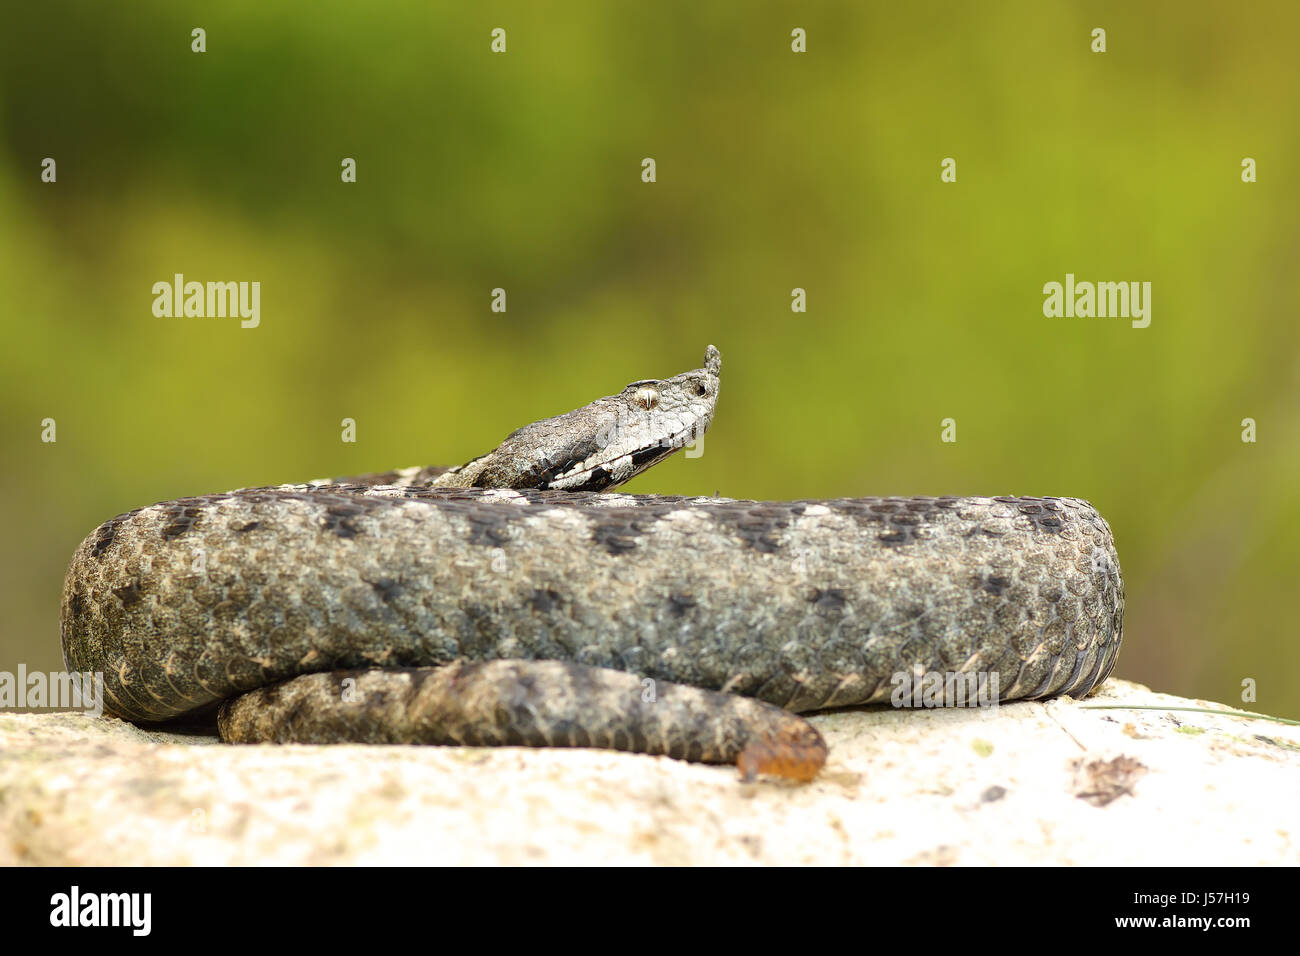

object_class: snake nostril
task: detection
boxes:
[635,386,660,410]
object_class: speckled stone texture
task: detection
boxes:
[4,681,1295,866]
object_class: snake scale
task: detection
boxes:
[61,346,1124,780]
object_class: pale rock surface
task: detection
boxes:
[1,679,1295,865]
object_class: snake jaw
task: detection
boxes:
[546,347,720,490]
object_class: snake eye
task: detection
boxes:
[634,386,660,410]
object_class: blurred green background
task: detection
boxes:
[2,2,1297,715]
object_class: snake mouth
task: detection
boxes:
[541,423,706,492]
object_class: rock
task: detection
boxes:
[1,678,1295,865]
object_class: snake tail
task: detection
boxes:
[217,661,827,781]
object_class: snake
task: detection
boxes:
[60,345,1125,781]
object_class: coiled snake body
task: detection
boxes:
[61,346,1124,780]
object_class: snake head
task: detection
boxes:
[445,346,721,492]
